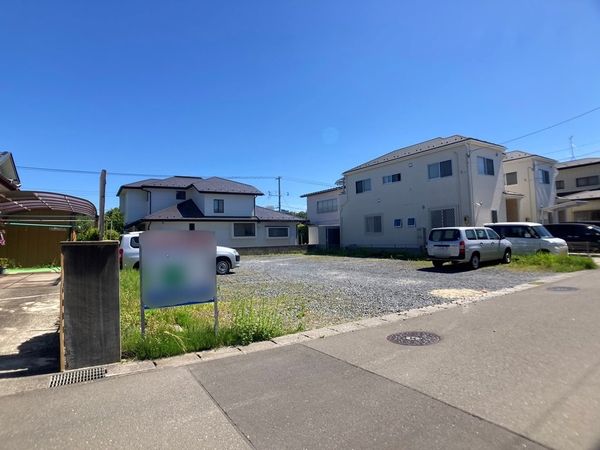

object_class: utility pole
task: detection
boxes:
[98,169,107,239]
[277,176,281,212]
[569,136,576,160]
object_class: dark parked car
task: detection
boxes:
[544,223,600,253]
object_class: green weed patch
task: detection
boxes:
[510,254,597,272]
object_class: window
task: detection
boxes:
[188,223,195,231]
[355,179,371,194]
[130,236,140,248]
[465,229,477,240]
[365,215,382,233]
[267,227,289,238]
[176,190,186,200]
[428,229,460,242]
[475,229,488,240]
[214,199,224,213]
[505,171,518,185]
[407,218,416,228]
[430,208,456,228]
[576,175,599,188]
[317,198,337,213]
[491,210,498,223]
[539,169,550,184]
[393,218,403,228]
[477,157,495,175]
[428,160,452,179]
[556,180,565,190]
[233,223,256,237]
[486,228,501,240]
[383,173,401,184]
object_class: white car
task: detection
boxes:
[119,232,241,275]
[484,222,568,255]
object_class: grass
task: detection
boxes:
[4,266,61,274]
[510,253,597,272]
[120,270,305,360]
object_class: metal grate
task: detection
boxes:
[546,286,579,292]
[387,331,441,346]
[49,367,107,388]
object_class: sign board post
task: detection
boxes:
[139,230,217,336]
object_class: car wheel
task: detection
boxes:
[502,249,511,264]
[432,260,444,268]
[216,258,231,275]
[469,253,480,270]
[133,262,140,270]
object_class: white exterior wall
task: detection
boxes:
[148,220,297,248]
[120,189,149,225]
[201,193,255,217]
[503,157,556,222]
[556,163,600,195]
[340,141,505,249]
[306,190,341,226]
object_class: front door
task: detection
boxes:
[326,227,340,249]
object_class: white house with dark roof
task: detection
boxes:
[117,176,302,248]
[502,151,558,223]
[304,135,508,250]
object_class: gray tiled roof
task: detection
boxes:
[300,187,342,198]
[117,176,263,196]
[343,135,504,174]
[556,158,600,169]
[561,189,600,201]
[255,206,303,221]
[503,151,556,163]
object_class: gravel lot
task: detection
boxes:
[218,254,553,328]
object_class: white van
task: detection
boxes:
[484,222,568,255]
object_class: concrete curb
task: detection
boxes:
[0,270,585,397]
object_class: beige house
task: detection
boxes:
[555,158,600,222]
[502,151,558,223]
[304,135,508,250]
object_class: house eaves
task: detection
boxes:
[343,135,505,175]
[300,187,342,198]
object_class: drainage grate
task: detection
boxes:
[547,286,579,292]
[387,331,441,346]
[49,367,107,388]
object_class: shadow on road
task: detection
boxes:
[0,332,59,378]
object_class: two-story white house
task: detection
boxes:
[117,176,302,248]
[301,186,342,248]
[304,135,507,251]
[502,151,558,223]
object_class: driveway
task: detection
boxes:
[219,254,554,327]
[0,273,61,378]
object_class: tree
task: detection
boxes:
[105,208,125,234]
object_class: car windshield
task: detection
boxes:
[429,229,460,242]
[532,226,552,238]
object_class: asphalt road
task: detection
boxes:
[1,269,598,449]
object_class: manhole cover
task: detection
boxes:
[49,366,106,388]
[547,286,579,292]
[387,331,441,346]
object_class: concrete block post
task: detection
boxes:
[60,241,120,370]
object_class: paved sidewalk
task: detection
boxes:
[0,270,599,449]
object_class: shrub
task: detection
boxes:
[104,229,120,240]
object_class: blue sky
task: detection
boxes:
[1,1,600,212]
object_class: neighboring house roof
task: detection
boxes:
[133,201,302,226]
[560,189,600,201]
[117,176,264,196]
[0,191,97,217]
[343,135,505,174]
[503,150,557,164]
[300,187,342,198]
[0,151,21,190]
[556,158,600,170]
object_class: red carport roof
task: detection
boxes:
[0,191,97,217]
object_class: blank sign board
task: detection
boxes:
[140,230,217,309]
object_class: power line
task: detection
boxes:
[501,105,600,145]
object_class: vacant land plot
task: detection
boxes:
[218,255,553,329]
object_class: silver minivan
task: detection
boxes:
[484,222,568,255]
[427,227,512,269]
